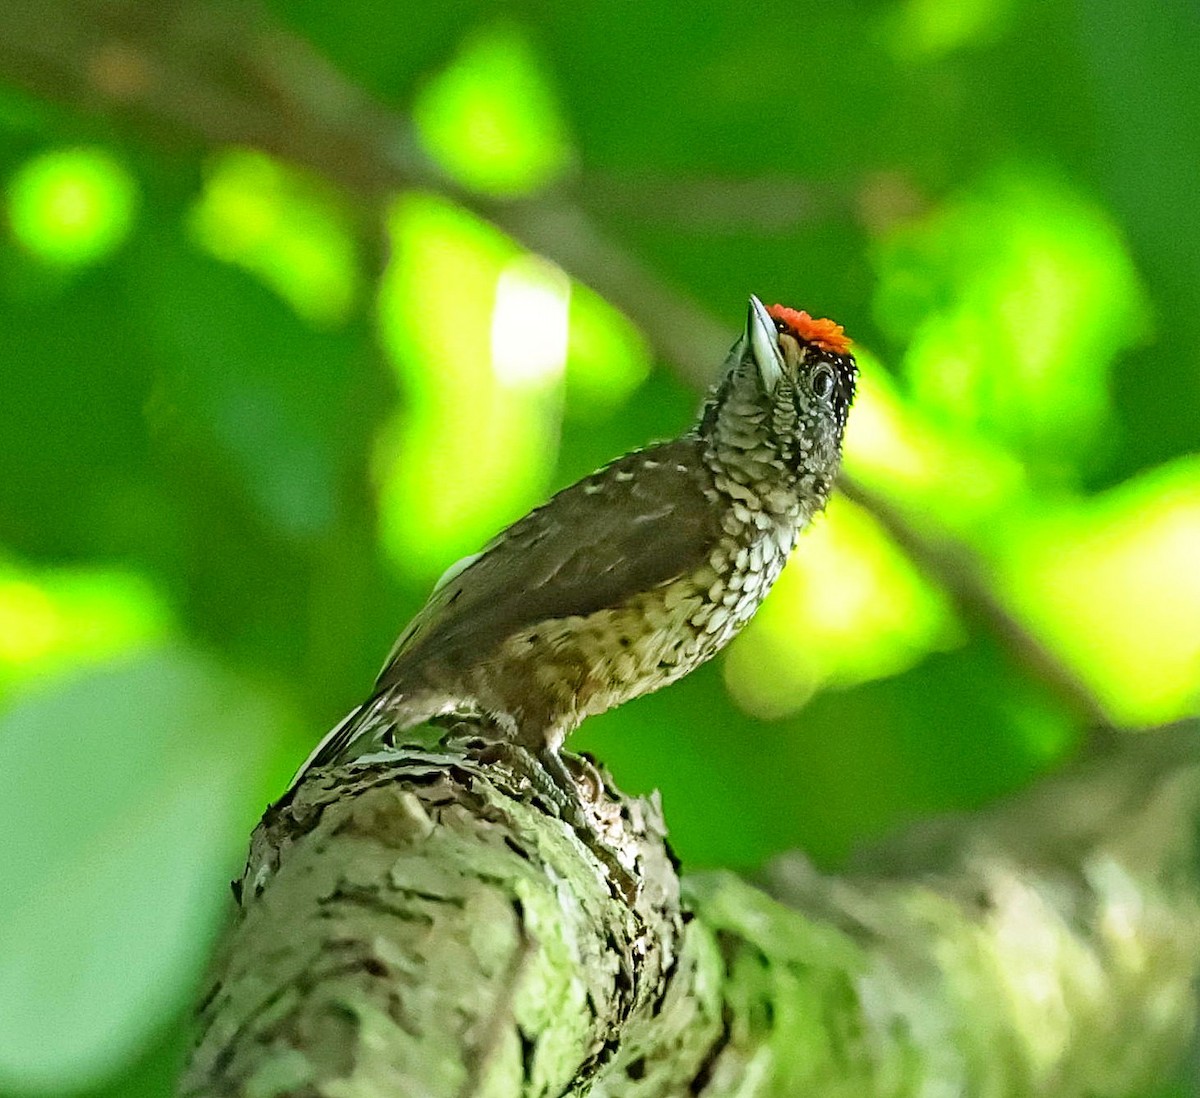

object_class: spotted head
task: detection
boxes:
[702,295,858,508]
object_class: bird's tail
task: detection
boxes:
[285,692,396,792]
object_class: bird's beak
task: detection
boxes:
[747,294,785,393]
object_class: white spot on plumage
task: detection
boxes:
[706,606,730,634]
[772,521,797,558]
[432,552,481,593]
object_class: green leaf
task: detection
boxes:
[0,556,171,696]
[375,194,565,576]
[189,149,360,328]
[995,457,1200,726]
[6,146,138,268]
[0,649,288,1091]
[414,22,573,195]
[872,167,1148,479]
[131,232,361,541]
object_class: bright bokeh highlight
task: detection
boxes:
[563,282,652,419]
[885,0,1014,58]
[375,195,652,579]
[842,359,1029,542]
[996,458,1200,725]
[414,23,572,195]
[190,148,359,326]
[491,255,571,388]
[7,147,137,267]
[0,560,170,694]
[873,170,1147,479]
[724,497,958,718]
[376,194,564,576]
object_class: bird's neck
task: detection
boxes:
[697,399,799,517]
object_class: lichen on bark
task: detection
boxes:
[183,741,704,1096]
[182,725,1200,1097]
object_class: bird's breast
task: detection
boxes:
[487,505,798,733]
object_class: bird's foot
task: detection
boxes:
[475,739,639,901]
[535,746,640,903]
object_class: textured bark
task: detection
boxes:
[182,741,706,1097]
[182,725,1200,1097]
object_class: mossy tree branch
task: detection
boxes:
[183,723,1200,1096]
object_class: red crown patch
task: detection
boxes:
[767,304,852,356]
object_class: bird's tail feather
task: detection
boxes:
[286,693,395,791]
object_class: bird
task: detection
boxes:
[291,295,857,798]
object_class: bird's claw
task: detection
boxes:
[475,740,639,902]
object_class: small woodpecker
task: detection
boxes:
[294,295,857,788]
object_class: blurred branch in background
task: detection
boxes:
[0,0,1126,743]
[0,0,730,374]
[839,475,1117,739]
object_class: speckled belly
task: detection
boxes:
[477,526,795,749]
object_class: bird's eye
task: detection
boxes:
[774,318,789,335]
[811,365,835,400]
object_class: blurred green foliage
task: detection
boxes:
[0,0,1197,1093]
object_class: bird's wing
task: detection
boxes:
[376,437,722,690]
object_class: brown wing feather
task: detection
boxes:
[375,437,719,691]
